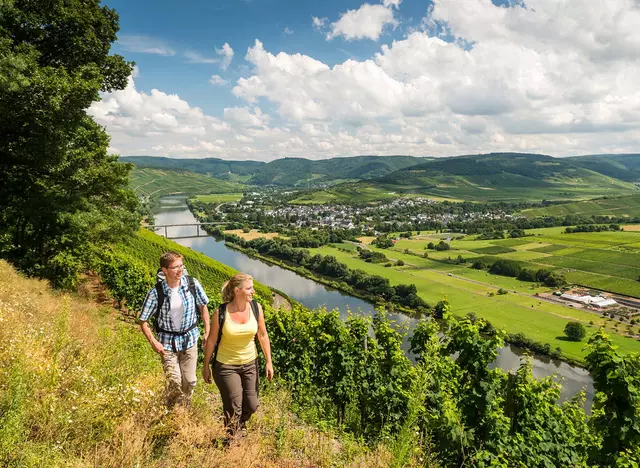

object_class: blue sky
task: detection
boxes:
[105,0,430,116]
[92,0,640,160]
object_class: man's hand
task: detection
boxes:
[202,332,209,349]
[151,340,166,356]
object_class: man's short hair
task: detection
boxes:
[160,251,183,268]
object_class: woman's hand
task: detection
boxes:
[265,360,274,381]
[203,363,212,384]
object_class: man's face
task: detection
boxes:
[163,258,184,282]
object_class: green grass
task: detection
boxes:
[469,246,516,255]
[130,168,246,199]
[520,194,640,218]
[194,193,243,204]
[306,246,640,361]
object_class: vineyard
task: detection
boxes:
[521,194,640,218]
[129,168,246,199]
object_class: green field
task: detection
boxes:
[308,244,640,362]
[130,168,246,199]
[521,194,640,218]
[194,193,244,203]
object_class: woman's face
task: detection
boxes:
[235,279,255,302]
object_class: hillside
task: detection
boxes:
[520,194,640,218]
[567,154,640,182]
[247,155,427,186]
[328,153,638,202]
[0,259,390,467]
[129,168,246,199]
[122,156,263,181]
[124,155,427,187]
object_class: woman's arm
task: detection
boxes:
[256,303,273,381]
[202,308,219,384]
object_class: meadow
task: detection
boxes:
[195,193,244,204]
[304,226,640,361]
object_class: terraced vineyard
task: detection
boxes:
[520,194,640,218]
[129,168,246,199]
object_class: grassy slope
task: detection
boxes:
[520,194,640,218]
[130,168,246,199]
[0,259,390,466]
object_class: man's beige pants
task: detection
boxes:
[161,344,198,407]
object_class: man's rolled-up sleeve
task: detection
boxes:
[194,278,209,306]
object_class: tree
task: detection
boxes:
[564,322,586,342]
[0,0,138,287]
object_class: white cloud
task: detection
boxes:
[382,0,401,8]
[95,0,640,159]
[312,17,328,29]
[283,27,294,35]
[209,75,227,86]
[184,51,220,64]
[327,3,398,41]
[117,35,176,56]
[216,43,234,71]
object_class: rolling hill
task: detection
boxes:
[123,155,427,187]
[129,168,246,199]
[313,153,639,202]
[566,154,640,182]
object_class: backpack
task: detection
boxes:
[212,299,260,364]
[153,268,199,340]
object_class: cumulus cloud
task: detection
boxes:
[209,75,227,86]
[95,0,640,159]
[327,3,398,41]
[117,35,176,56]
[216,43,234,71]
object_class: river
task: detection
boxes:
[153,196,594,405]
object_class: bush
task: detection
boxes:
[396,260,405,267]
[564,322,586,342]
[497,288,508,295]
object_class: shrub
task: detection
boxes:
[564,322,587,342]
[396,260,405,267]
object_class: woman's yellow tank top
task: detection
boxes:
[216,309,258,365]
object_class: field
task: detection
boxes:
[224,229,280,241]
[195,193,244,203]
[520,194,640,218]
[130,168,246,199]
[312,226,640,361]
[307,242,640,362]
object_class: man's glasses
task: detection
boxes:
[167,264,184,271]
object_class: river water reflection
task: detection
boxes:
[153,196,594,406]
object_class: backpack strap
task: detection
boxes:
[212,303,227,364]
[250,299,260,322]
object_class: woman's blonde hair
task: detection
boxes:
[221,273,253,303]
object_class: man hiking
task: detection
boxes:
[139,251,210,407]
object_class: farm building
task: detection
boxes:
[560,293,618,308]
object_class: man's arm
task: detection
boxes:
[139,288,164,355]
[200,304,210,348]
[140,321,166,355]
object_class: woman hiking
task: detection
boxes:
[203,273,274,437]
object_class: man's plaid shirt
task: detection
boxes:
[139,276,209,352]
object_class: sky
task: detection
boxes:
[90,0,640,161]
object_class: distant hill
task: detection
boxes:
[520,194,640,218]
[123,155,427,187]
[247,155,426,186]
[320,153,638,202]
[566,154,640,182]
[121,156,263,182]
